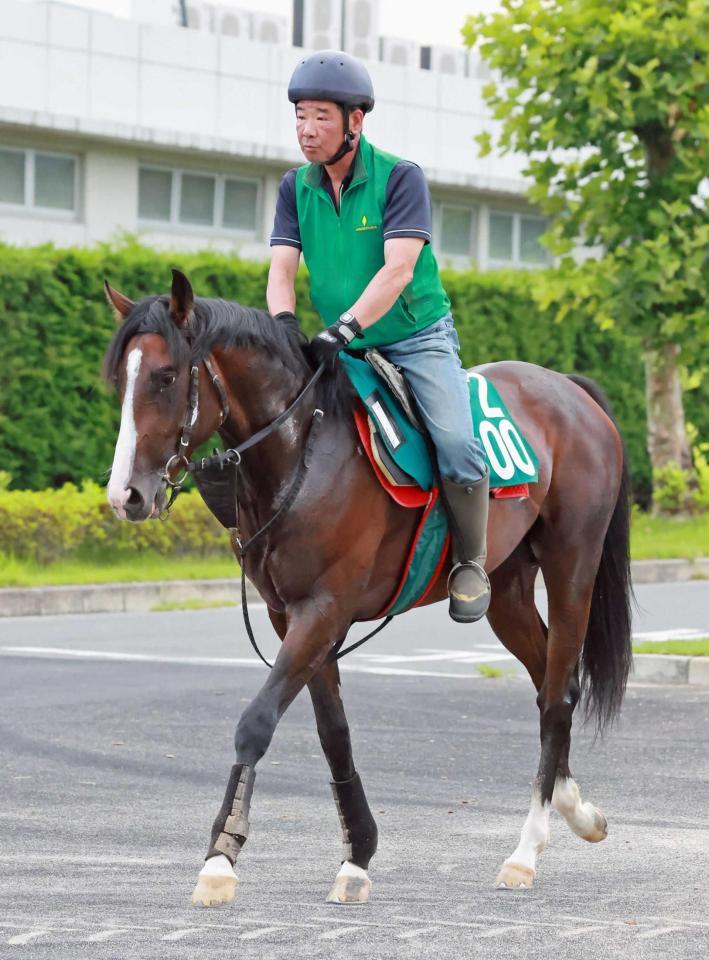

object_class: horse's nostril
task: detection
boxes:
[126,487,144,508]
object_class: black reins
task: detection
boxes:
[161,353,393,668]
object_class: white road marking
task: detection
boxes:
[632,628,706,642]
[7,930,50,945]
[558,925,616,937]
[0,646,491,679]
[161,928,197,941]
[84,929,129,942]
[638,926,687,939]
[397,926,442,939]
[478,926,529,938]
[319,926,369,940]
[239,926,286,940]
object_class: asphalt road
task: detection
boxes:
[0,582,708,959]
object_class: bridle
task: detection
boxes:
[160,352,326,513]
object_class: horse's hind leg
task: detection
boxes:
[307,661,378,904]
[494,535,607,890]
[484,545,552,889]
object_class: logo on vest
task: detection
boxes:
[355,214,379,233]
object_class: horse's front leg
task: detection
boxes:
[191,601,349,907]
[308,661,378,904]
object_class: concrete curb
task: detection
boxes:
[630,654,709,686]
[3,557,708,619]
[0,578,260,618]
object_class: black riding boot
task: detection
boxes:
[441,471,491,623]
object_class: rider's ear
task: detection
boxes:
[169,268,194,329]
[104,280,135,322]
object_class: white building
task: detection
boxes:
[0,0,552,269]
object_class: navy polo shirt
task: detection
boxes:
[270,147,433,250]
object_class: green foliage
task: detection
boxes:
[650,426,709,514]
[0,483,224,565]
[652,462,689,514]
[1,239,707,502]
[463,0,709,360]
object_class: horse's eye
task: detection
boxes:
[160,374,176,390]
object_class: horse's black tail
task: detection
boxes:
[566,374,634,734]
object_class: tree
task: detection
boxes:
[464,0,708,504]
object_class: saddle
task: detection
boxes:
[345,350,536,501]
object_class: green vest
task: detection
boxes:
[295,135,451,349]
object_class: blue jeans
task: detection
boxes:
[378,315,487,484]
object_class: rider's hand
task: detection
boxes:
[308,313,364,371]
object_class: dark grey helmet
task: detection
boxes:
[288,50,375,113]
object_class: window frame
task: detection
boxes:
[138,163,262,237]
[488,208,551,267]
[0,146,79,218]
[437,201,477,259]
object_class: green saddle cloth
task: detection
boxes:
[340,354,539,489]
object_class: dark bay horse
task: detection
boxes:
[104,270,632,906]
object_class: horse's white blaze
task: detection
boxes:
[499,785,550,881]
[108,347,142,515]
[552,777,607,841]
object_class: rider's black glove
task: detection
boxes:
[273,310,298,326]
[309,313,364,371]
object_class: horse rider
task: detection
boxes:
[266,50,490,623]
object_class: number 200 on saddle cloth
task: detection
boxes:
[340,353,540,619]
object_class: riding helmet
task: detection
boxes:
[288,50,375,113]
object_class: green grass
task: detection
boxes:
[633,638,709,657]
[0,552,239,588]
[150,598,238,612]
[0,512,707,588]
[630,511,709,561]
[477,664,507,678]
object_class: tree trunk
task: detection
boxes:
[644,343,692,510]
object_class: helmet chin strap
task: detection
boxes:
[324,105,355,166]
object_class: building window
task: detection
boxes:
[519,216,549,264]
[489,212,513,261]
[0,148,78,214]
[138,165,261,235]
[180,174,215,226]
[440,204,475,257]
[489,210,550,266]
[223,178,258,232]
[138,169,172,222]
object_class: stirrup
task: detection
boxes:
[447,560,491,623]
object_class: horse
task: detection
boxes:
[103,269,632,907]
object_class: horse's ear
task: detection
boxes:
[169,268,194,328]
[104,280,134,322]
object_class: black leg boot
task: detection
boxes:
[441,471,491,623]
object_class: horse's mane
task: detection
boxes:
[103,295,355,419]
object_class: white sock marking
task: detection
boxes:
[552,777,602,838]
[503,785,550,876]
[108,347,142,514]
[199,854,236,878]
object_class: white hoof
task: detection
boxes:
[326,862,372,904]
[495,862,535,890]
[191,854,238,907]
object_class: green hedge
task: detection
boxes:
[0,483,224,565]
[0,239,706,503]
